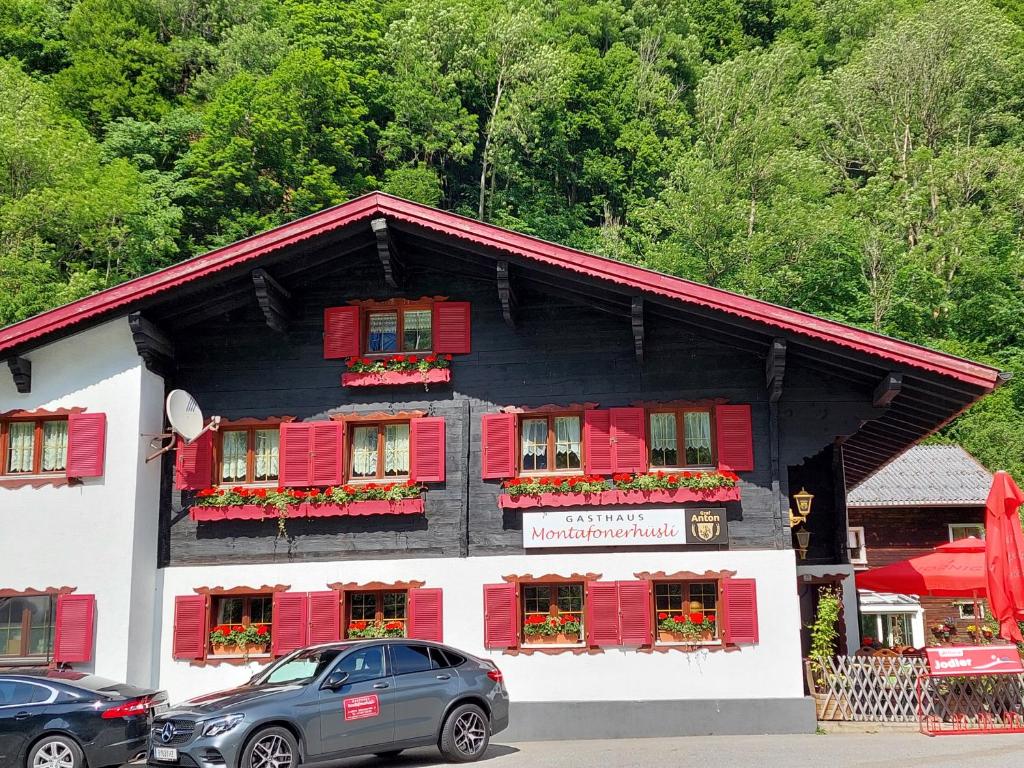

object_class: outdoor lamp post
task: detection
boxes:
[789,488,814,559]
[795,527,811,560]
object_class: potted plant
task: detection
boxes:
[523,615,558,644]
[556,614,582,644]
[347,619,406,639]
[239,624,270,655]
[930,620,957,644]
[657,613,685,642]
[209,624,239,656]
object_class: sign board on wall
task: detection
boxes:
[925,645,1024,677]
[522,508,728,549]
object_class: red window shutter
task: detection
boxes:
[583,410,612,475]
[309,422,344,486]
[272,592,309,656]
[53,594,95,664]
[610,407,647,474]
[307,591,341,645]
[722,578,759,644]
[433,301,471,354]
[481,413,516,479]
[410,417,445,483]
[617,581,652,646]
[482,583,517,649]
[716,404,754,472]
[172,595,207,660]
[279,423,313,487]
[324,306,360,359]
[65,413,106,479]
[586,582,620,646]
[408,588,444,643]
[175,432,214,490]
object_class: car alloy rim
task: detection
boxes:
[33,742,75,768]
[454,711,486,755]
[250,734,293,768]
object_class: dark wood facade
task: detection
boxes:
[156,240,882,567]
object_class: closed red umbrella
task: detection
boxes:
[984,470,1024,643]
[855,538,987,597]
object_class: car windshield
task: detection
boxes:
[252,648,344,686]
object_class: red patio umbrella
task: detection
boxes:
[984,470,1024,643]
[854,538,987,597]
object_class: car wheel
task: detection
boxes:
[241,726,300,768]
[28,735,84,768]
[374,750,404,759]
[438,703,489,763]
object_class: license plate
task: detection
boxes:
[152,747,178,762]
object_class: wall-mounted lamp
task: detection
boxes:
[795,527,811,560]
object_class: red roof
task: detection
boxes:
[0,192,1001,390]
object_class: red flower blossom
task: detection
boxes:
[426,354,438,363]
[561,615,577,625]
[385,621,403,630]
[394,354,406,363]
[233,625,245,633]
[673,615,686,624]
[256,625,269,636]
[658,612,668,621]
[350,621,368,631]
[408,355,418,364]
[444,354,453,361]
[689,612,704,624]
[525,615,546,625]
[682,471,692,479]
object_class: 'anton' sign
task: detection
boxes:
[522,508,727,548]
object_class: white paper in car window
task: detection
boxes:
[267,660,318,684]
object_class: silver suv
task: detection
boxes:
[148,640,509,767]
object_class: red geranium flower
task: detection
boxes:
[690,612,704,624]
[351,621,367,631]
[233,625,245,633]
[426,354,437,363]
[408,355,418,364]
[658,612,668,621]
[385,621,403,630]
[256,625,269,636]
[673,615,686,624]
[444,354,453,361]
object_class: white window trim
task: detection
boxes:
[948,523,985,543]
[953,601,983,620]
[859,604,924,649]
[847,526,867,565]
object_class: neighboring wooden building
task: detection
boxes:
[848,445,992,648]
[0,194,1004,738]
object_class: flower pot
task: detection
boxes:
[658,631,689,643]
[556,632,580,644]
[242,643,268,655]
[701,630,714,641]
[523,634,557,644]
[211,644,240,656]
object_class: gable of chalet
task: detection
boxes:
[0,192,1004,486]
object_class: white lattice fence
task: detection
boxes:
[806,656,929,722]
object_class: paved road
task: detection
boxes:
[312,733,1024,768]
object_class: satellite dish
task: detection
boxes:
[166,389,205,443]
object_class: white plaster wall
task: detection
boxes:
[156,549,804,704]
[796,565,859,653]
[0,319,162,685]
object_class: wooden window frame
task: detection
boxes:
[653,579,721,644]
[208,593,273,657]
[646,407,716,470]
[216,425,281,486]
[0,592,57,661]
[0,418,69,477]
[344,589,409,639]
[363,301,434,357]
[848,526,867,565]
[517,413,584,477]
[519,581,585,647]
[346,420,411,483]
[948,523,985,542]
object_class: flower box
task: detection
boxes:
[211,644,241,656]
[499,485,741,509]
[341,368,451,388]
[191,498,424,521]
[556,633,580,644]
[658,631,688,643]
[523,635,558,645]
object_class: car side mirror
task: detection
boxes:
[321,670,349,691]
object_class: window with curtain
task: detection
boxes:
[519,414,582,473]
[349,422,410,480]
[366,307,434,354]
[218,427,280,484]
[647,409,714,468]
[402,309,432,351]
[367,312,399,353]
[0,594,55,659]
[2,419,69,475]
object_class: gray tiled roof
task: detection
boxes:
[847,445,992,508]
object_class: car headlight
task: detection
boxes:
[202,713,244,737]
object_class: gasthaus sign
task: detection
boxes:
[522,507,727,548]
[925,645,1024,677]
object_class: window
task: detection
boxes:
[334,645,386,684]
[949,524,985,542]
[654,581,719,640]
[366,307,432,354]
[0,594,56,659]
[859,612,916,648]
[519,415,582,474]
[521,583,584,644]
[349,423,410,480]
[391,644,433,675]
[1,419,68,475]
[848,527,867,565]
[956,602,981,620]
[218,427,280,484]
[211,594,273,650]
[346,591,407,638]
[648,410,713,468]
[0,680,55,706]
[260,647,344,686]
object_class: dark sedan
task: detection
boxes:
[149,639,509,767]
[0,668,167,768]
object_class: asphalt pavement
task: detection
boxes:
[319,733,1024,768]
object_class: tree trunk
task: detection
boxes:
[478,79,504,221]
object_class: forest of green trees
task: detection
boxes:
[1,0,1023,476]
